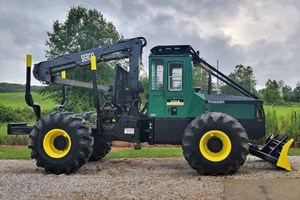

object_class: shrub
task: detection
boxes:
[0,103,35,122]
[0,103,53,123]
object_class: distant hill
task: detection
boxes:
[0,82,44,93]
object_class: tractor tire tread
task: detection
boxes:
[182,112,249,175]
[28,111,93,174]
[88,136,112,162]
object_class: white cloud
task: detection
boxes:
[221,1,300,45]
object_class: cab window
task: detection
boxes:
[168,62,183,91]
[151,59,164,90]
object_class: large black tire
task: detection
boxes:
[88,135,111,162]
[28,112,93,174]
[182,112,249,175]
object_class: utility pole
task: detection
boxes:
[217,60,220,94]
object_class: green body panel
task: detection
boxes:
[206,103,255,119]
[187,93,206,117]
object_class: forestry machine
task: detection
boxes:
[8,37,294,175]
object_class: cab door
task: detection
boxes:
[148,58,166,117]
[148,56,191,118]
[164,58,186,118]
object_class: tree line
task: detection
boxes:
[0,82,42,93]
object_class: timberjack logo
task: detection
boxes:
[207,100,225,104]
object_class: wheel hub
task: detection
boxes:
[207,136,223,153]
[53,135,68,150]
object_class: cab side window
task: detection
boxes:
[168,62,183,91]
[151,59,164,90]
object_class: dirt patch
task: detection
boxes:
[224,178,300,200]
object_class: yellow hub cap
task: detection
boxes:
[199,130,232,162]
[43,129,71,158]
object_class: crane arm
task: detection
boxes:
[33,37,146,92]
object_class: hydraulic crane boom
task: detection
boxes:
[33,37,146,93]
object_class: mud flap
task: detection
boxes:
[249,134,294,171]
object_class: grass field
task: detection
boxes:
[0,146,183,160]
[0,92,56,110]
[0,145,31,159]
[264,105,300,116]
[0,123,7,144]
[0,124,28,145]
[289,148,300,156]
[0,145,299,160]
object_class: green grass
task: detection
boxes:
[0,123,29,145]
[0,123,6,134]
[287,148,300,156]
[264,105,300,117]
[0,146,31,159]
[0,92,56,110]
[0,146,183,160]
[106,147,183,158]
[0,123,7,144]
[0,145,299,160]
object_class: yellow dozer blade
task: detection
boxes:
[249,134,294,171]
[276,138,294,171]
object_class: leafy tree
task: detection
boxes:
[140,76,148,106]
[193,67,208,92]
[262,79,282,104]
[192,67,218,94]
[40,6,121,112]
[292,82,300,102]
[220,65,257,96]
[282,84,293,102]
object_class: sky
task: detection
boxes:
[0,0,300,89]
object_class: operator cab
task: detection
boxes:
[148,46,198,119]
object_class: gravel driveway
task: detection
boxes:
[0,156,300,200]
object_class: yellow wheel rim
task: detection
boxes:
[199,130,232,162]
[43,129,71,158]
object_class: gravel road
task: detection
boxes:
[0,156,300,200]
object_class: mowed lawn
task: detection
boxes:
[0,146,184,160]
[0,92,56,110]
